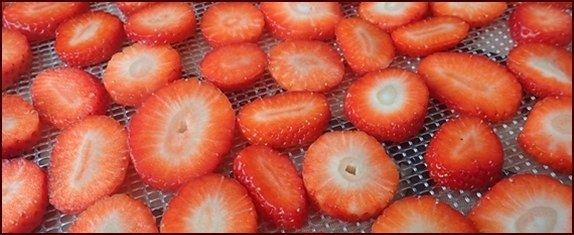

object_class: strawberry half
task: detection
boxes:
[509,2,573,47]
[128,79,235,190]
[469,174,572,233]
[103,42,182,107]
[2,95,42,159]
[302,131,399,222]
[430,2,507,27]
[518,96,572,174]
[418,52,523,123]
[200,2,265,47]
[115,2,157,17]
[268,40,345,92]
[160,173,258,233]
[2,29,32,91]
[237,91,331,149]
[358,2,428,32]
[233,145,308,229]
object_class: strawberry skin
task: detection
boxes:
[115,2,157,17]
[430,2,507,27]
[2,28,32,91]
[2,95,42,158]
[509,2,573,47]
[200,2,265,47]
[358,2,428,32]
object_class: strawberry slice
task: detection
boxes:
[124,2,196,45]
[344,68,429,142]
[30,67,110,129]
[391,16,470,57]
[509,2,573,47]
[2,29,32,91]
[259,2,343,41]
[160,173,258,233]
[67,194,158,233]
[233,145,308,229]
[506,42,572,98]
[199,43,267,91]
[418,52,523,123]
[469,174,572,233]
[2,95,42,159]
[358,2,428,32]
[115,2,157,17]
[335,17,395,75]
[429,2,507,27]
[54,10,125,67]
[2,2,90,42]
[302,131,399,222]
[2,158,48,233]
[200,2,265,47]
[268,40,345,92]
[128,79,235,190]
[237,91,331,149]
[103,42,182,107]
[518,96,572,174]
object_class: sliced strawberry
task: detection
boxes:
[469,174,572,233]
[115,2,157,17]
[418,52,523,123]
[124,2,196,45]
[200,2,265,47]
[518,96,572,174]
[430,2,507,27]
[237,91,331,149]
[54,10,125,67]
[391,16,470,57]
[128,79,235,190]
[2,95,42,159]
[30,67,110,129]
[509,2,573,47]
[259,2,343,41]
[2,29,32,91]
[268,40,345,92]
[103,42,182,107]
[507,42,572,98]
[233,145,308,229]
[2,158,48,233]
[302,131,399,222]
[160,173,258,233]
[67,194,158,233]
[358,2,428,32]
[2,2,90,42]
[335,17,395,75]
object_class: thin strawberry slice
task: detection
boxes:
[259,2,343,41]
[335,17,395,75]
[115,2,157,17]
[469,174,572,233]
[358,2,428,32]
[54,10,125,67]
[200,2,265,47]
[124,2,196,45]
[103,42,182,107]
[268,40,345,92]
[2,158,48,233]
[430,2,507,27]
[424,116,505,190]
[237,91,331,149]
[2,2,90,42]
[2,95,42,159]
[418,52,523,122]
[160,173,258,233]
[128,79,235,190]
[518,96,572,174]
[30,67,110,129]
[391,16,470,57]
[2,29,32,91]
[302,131,399,222]
[344,68,429,142]
[509,3,573,47]
[507,42,572,98]
[67,194,158,233]
[233,145,308,229]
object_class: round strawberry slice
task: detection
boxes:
[200,2,265,47]
[429,2,507,27]
[358,2,428,32]
[2,95,42,158]
[115,2,157,17]
[2,28,32,91]
[509,2,573,47]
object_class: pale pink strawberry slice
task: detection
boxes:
[509,2,573,47]
[200,2,265,47]
[115,2,157,16]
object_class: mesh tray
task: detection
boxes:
[3,2,572,233]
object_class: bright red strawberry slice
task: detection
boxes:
[237,91,331,149]
[259,2,343,41]
[2,95,42,159]
[418,52,523,123]
[335,17,395,75]
[268,40,344,92]
[430,2,507,27]
[160,174,258,233]
[67,194,158,233]
[128,79,235,190]
[358,2,428,32]
[302,131,399,222]
[509,2,573,47]
[103,42,182,107]
[124,2,196,45]
[2,2,90,42]
[2,29,32,91]
[115,2,157,17]
[391,16,470,57]
[200,2,265,47]
[233,145,308,229]
[469,174,572,233]
[507,42,572,98]
[518,96,572,174]
[2,158,48,233]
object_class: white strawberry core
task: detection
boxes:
[373,2,410,14]
[551,114,572,135]
[338,157,361,181]
[528,58,570,83]
[72,132,103,187]
[70,21,102,46]
[291,3,313,15]
[99,212,124,233]
[371,79,405,112]
[186,196,227,232]
[1,117,16,133]
[376,85,397,105]
[129,57,153,78]
[408,24,456,38]
[515,206,557,233]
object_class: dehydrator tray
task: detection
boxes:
[2,2,572,233]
